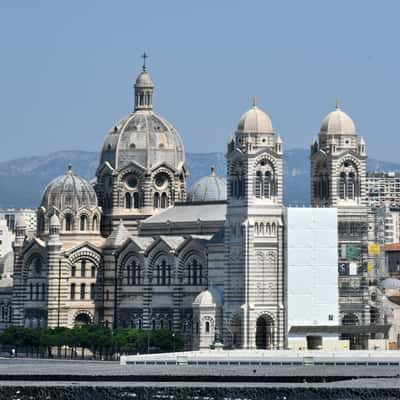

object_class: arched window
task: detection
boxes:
[29,283,33,300]
[264,171,272,198]
[71,265,76,277]
[65,215,73,231]
[80,283,86,300]
[91,265,96,278]
[339,172,346,199]
[161,193,168,208]
[254,160,275,200]
[260,222,264,236]
[154,192,160,208]
[125,192,132,209]
[90,283,95,300]
[41,283,46,300]
[347,172,355,199]
[132,260,141,285]
[125,259,141,285]
[186,258,203,285]
[255,171,263,198]
[133,192,139,209]
[35,283,40,300]
[80,215,88,231]
[81,260,86,277]
[126,263,131,285]
[70,283,76,300]
[205,321,210,333]
[156,259,171,285]
[93,215,98,231]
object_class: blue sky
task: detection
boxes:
[1,1,400,162]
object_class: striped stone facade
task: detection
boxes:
[310,105,370,346]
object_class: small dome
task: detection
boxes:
[49,214,60,226]
[40,165,98,211]
[135,70,154,87]
[187,167,227,202]
[380,278,400,290]
[320,106,356,136]
[237,105,273,134]
[193,286,223,307]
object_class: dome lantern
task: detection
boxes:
[134,53,154,111]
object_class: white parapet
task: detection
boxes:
[120,349,400,366]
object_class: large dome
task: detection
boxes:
[237,105,273,134]
[187,167,227,202]
[100,111,185,171]
[40,165,98,211]
[320,106,356,136]
[100,67,185,172]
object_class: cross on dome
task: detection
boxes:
[142,52,148,71]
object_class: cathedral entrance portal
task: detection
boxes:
[74,312,92,327]
[255,314,274,349]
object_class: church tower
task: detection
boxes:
[224,100,285,349]
[310,102,369,341]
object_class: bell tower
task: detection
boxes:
[310,102,369,342]
[224,100,285,349]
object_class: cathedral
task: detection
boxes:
[0,60,371,350]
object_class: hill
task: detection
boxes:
[0,149,398,208]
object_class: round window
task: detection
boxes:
[154,173,169,189]
[125,174,138,189]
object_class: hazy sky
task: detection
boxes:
[1,1,400,162]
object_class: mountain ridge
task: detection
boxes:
[1,149,399,208]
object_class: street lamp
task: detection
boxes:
[172,332,176,352]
